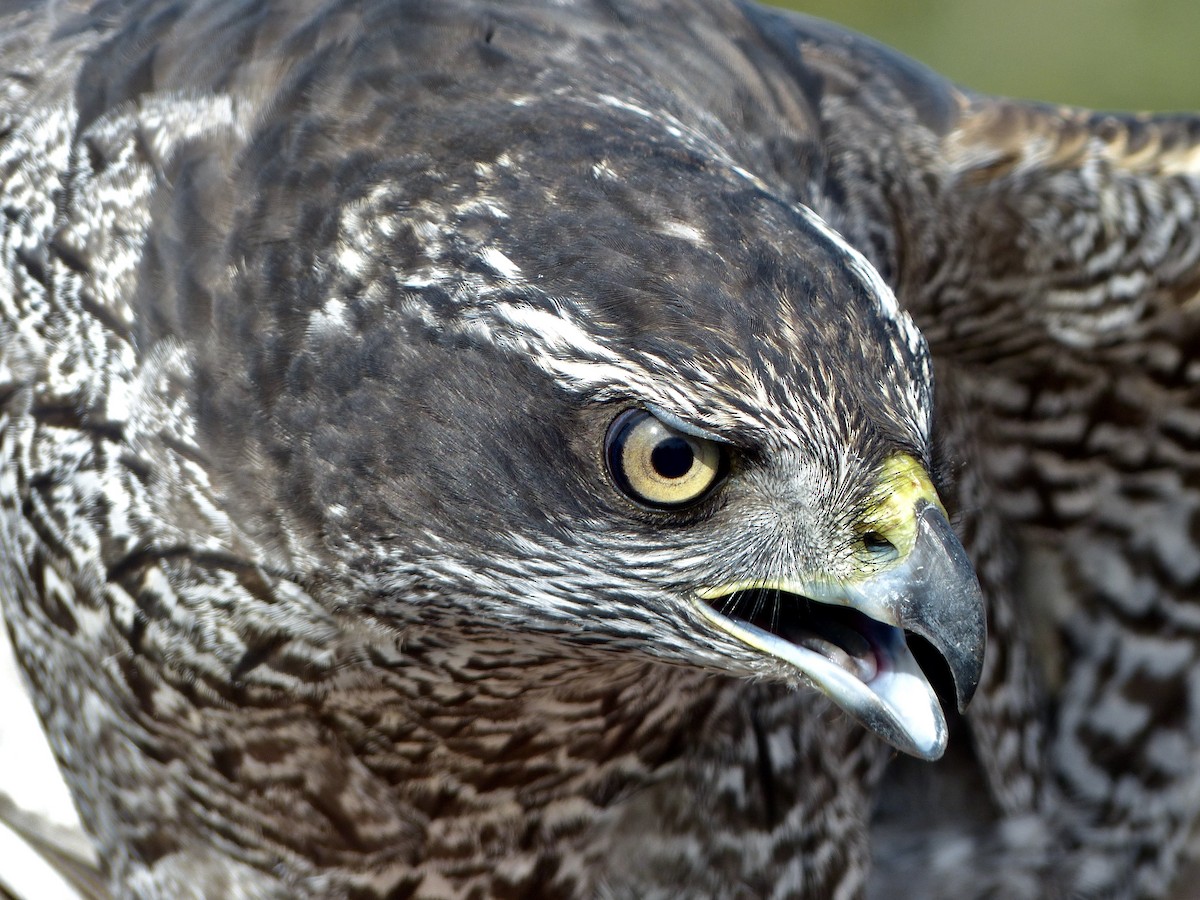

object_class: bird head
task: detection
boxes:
[230,90,985,761]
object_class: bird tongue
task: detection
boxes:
[789,619,879,682]
[831,623,947,759]
[773,610,944,758]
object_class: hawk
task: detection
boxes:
[0,0,1196,897]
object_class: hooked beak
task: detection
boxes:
[694,458,986,760]
[848,500,986,715]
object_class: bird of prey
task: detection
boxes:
[0,0,1198,897]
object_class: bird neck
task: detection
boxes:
[314,634,723,895]
[130,621,716,893]
[325,627,716,817]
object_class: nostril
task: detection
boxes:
[862,531,899,560]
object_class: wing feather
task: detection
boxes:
[749,6,1200,896]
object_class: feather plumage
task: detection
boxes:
[0,2,1197,898]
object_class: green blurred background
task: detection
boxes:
[767,1,1200,112]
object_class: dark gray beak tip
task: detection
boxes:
[903,503,987,715]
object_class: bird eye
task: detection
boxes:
[605,409,724,508]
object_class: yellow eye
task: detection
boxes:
[605,409,725,508]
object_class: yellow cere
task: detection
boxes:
[857,452,945,560]
[697,576,825,602]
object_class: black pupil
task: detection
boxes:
[651,437,695,479]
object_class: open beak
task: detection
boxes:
[694,458,986,760]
